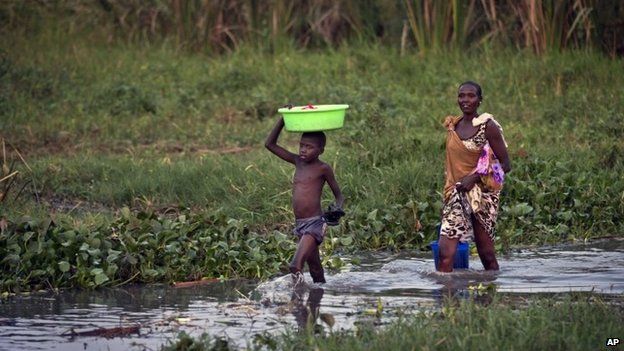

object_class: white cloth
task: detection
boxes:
[472,113,508,147]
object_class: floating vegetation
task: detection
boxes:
[0,209,295,292]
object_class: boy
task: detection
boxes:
[265,116,344,284]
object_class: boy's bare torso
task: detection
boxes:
[292,159,326,219]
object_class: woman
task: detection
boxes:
[438,81,511,272]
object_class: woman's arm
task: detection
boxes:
[456,173,481,192]
[485,120,511,174]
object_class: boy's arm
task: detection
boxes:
[323,164,344,208]
[264,117,297,164]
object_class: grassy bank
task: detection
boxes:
[163,295,624,351]
[1,31,623,291]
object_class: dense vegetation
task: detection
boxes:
[0,1,623,293]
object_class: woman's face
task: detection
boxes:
[457,84,481,115]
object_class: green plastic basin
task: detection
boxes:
[278,104,349,132]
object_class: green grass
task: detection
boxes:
[162,294,624,351]
[1,30,623,291]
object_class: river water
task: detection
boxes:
[1,239,622,350]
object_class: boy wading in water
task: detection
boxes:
[265,116,344,285]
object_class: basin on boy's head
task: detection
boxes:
[278,104,349,132]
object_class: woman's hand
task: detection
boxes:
[455,173,480,192]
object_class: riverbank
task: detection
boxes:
[1,32,623,292]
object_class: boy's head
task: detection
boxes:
[301,132,326,149]
[299,132,326,161]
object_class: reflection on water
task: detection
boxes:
[0,239,623,350]
[291,287,324,332]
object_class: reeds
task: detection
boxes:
[501,0,595,54]
[403,0,596,54]
[0,139,37,206]
[40,0,369,52]
[404,0,479,54]
[0,0,614,55]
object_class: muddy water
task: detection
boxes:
[1,239,622,351]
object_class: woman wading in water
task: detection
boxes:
[438,81,511,272]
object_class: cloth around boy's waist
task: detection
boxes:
[295,215,325,224]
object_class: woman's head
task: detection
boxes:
[457,81,482,115]
[459,81,482,99]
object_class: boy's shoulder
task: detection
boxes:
[317,159,332,170]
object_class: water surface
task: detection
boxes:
[1,239,622,350]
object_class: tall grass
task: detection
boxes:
[404,0,479,54]
[503,0,595,54]
[403,0,597,53]
[0,0,619,55]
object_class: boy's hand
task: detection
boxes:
[323,204,345,226]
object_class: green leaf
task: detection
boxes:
[556,211,573,221]
[22,232,34,243]
[372,221,384,232]
[511,203,533,216]
[367,209,378,221]
[340,236,353,246]
[30,269,46,277]
[106,264,118,276]
[417,202,429,211]
[554,224,569,236]
[87,248,101,257]
[121,206,131,220]
[61,230,76,242]
[1,254,20,264]
[124,254,138,265]
[94,273,109,286]
[106,250,121,263]
[58,261,70,273]
[331,256,343,268]
[88,238,101,248]
[143,269,159,277]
